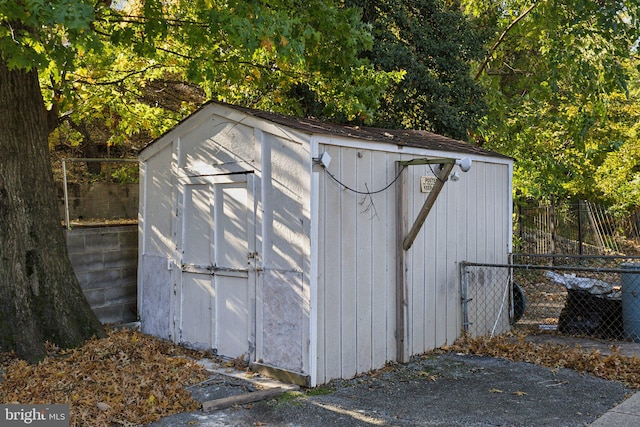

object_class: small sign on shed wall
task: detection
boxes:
[420,176,437,193]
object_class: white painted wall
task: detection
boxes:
[139,104,313,377]
[312,140,512,385]
[254,130,311,375]
[313,144,399,384]
[138,142,175,340]
[404,159,512,353]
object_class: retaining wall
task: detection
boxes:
[57,182,139,221]
[65,225,138,325]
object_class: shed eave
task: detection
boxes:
[138,103,220,161]
[139,100,512,163]
[309,134,513,167]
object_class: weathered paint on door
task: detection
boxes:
[177,174,255,359]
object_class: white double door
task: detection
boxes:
[175,173,256,359]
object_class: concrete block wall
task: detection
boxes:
[65,225,138,324]
[58,182,139,221]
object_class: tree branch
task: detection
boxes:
[474,2,539,80]
[154,46,309,79]
[95,14,211,29]
[71,64,165,86]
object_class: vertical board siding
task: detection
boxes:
[453,171,469,339]
[322,145,343,381]
[476,163,489,262]
[316,148,516,381]
[315,166,326,383]
[257,133,309,373]
[424,178,438,351]
[356,149,373,374]
[486,164,497,261]
[446,170,463,343]
[300,152,313,379]
[406,160,512,350]
[409,164,426,355]
[139,146,176,341]
[263,133,306,271]
[142,148,174,256]
[465,162,478,337]
[179,119,255,172]
[435,167,450,347]
[317,145,400,383]
[316,147,512,383]
[340,147,358,379]
[372,152,394,369]
[180,273,213,349]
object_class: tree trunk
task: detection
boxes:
[69,119,102,175]
[0,60,105,362]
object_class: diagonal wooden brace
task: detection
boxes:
[401,160,455,250]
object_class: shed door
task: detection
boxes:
[178,173,255,360]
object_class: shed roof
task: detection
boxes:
[140,101,509,159]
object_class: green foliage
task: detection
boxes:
[595,80,640,211]
[11,0,640,215]
[4,0,399,156]
[348,0,487,139]
[110,164,139,184]
[271,390,306,407]
[464,0,640,209]
[0,0,98,70]
[143,0,400,121]
[306,385,335,396]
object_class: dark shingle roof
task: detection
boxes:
[225,103,507,159]
[141,102,509,160]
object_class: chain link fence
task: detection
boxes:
[461,255,640,342]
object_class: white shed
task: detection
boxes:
[138,102,513,386]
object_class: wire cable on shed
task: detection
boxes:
[323,165,406,195]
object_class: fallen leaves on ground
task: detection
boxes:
[450,333,640,388]
[0,328,209,426]
[224,354,249,371]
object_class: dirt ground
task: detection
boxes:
[148,348,633,427]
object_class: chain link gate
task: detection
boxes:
[461,255,640,341]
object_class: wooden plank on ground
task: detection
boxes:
[202,387,288,412]
[251,362,310,387]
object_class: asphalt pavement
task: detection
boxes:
[148,350,639,427]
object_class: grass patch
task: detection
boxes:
[270,390,306,407]
[306,385,335,396]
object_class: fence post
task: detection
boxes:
[577,200,583,255]
[460,262,470,333]
[62,158,70,230]
[518,202,524,250]
[550,196,556,258]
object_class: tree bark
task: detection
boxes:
[0,59,105,362]
[69,119,102,175]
